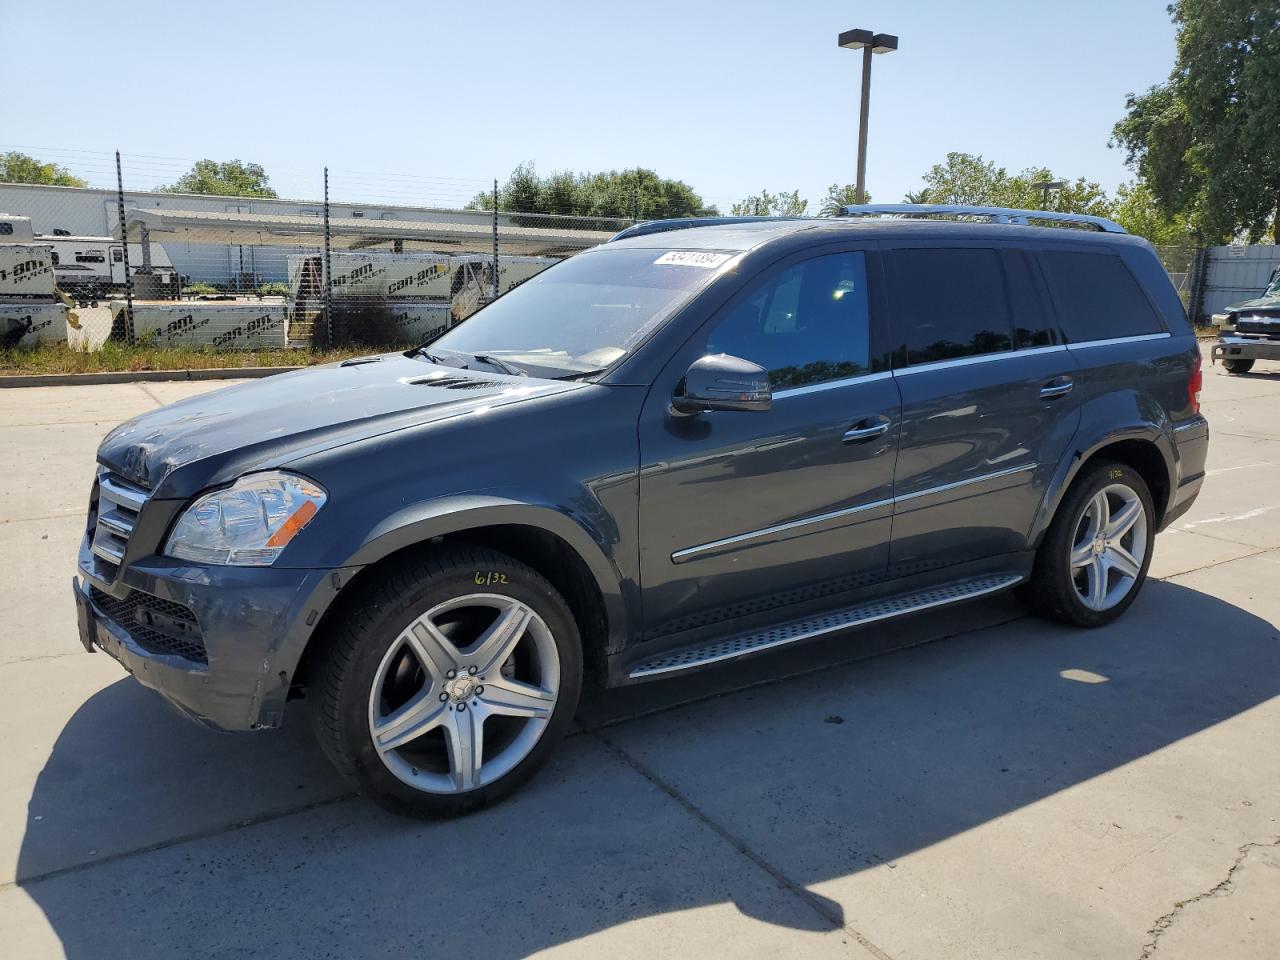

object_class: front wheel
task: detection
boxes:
[311,547,582,818]
[1020,461,1154,628]
[1222,358,1254,374]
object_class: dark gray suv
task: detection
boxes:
[72,206,1209,817]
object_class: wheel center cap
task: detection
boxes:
[447,675,478,703]
[1093,537,1106,556]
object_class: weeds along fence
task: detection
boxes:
[0,148,635,352]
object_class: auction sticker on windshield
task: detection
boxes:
[654,251,733,268]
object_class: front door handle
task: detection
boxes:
[843,419,891,444]
[1040,376,1073,400]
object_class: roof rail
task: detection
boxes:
[608,215,801,242]
[842,203,1126,234]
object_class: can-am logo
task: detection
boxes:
[163,314,211,340]
[0,258,53,285]
[211,314,276,348]
[332,262,387,289]
[387,264,447,295]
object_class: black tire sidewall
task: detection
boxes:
[1034,461,1156,628]
[1222,358,1254,374]
[323,551,582,818]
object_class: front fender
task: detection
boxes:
[1028,410,1176,548]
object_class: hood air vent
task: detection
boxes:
[405,375,502,390]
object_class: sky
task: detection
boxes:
[0,0,1180,211]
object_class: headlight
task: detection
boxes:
[165,471,327,566]
[1211,313,1232,326]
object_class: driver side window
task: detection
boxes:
[705,251,871,390]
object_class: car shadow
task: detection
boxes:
[14,579,1280,958]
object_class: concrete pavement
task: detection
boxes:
[1,349,1277,959]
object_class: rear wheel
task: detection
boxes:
[1222,358,1254,374]
[311,547,582,818]
[1020,461,1154,628]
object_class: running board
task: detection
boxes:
[628,573,1023,679]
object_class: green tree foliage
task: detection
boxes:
[819,183,868,216]
[1111,0,1280,243]
[908,153,1110,215]
[730,189,808,217]
[1110,180,1197,246]
[0,151,87,187]
[160,159,278,198]
[470,163,717,220]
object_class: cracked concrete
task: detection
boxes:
[1140,838,1280,959]
[1,346,1279,958]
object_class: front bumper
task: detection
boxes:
[75,532,350,731]
[1211,335,1280,363]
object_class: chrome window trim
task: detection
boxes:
[892,344,1065,377]
[1066,332,1171,350]
[892,461,1037,505]
[773,369,893,398]
[671,461,1038,562]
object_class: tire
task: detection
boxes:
[1222,358,1254,374]
[1019,460,1155,628]
[310,546,582,818]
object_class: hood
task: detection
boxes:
[98,354,580,498]
[1223,292,1280,315]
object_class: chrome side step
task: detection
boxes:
[628,573,1023,679]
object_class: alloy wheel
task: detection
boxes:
[1069,483,1148,612]
[367,593,560,794]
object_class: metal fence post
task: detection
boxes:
[491,179,499,301]
[322,166,333,348]
[114,150,135,345]
[1188,246,1211,327]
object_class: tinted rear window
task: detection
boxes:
[888,248,1012,365]
[1036,251,1164,342]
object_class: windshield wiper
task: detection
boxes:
[471,354,527,377]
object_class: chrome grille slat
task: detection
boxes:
[629,573,1023,679]
[89,470,149,576]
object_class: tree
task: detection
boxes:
[730,189,808,217]
[0,151,87,187]
[908,152,1112,216]
[160,159,277,198]
[1111,0,1280,243]
[1111,180,1197,246]
[819,183,868,217]
[469,163,717,220]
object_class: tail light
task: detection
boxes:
[1188,350,1202,414]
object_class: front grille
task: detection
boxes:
[90,585,208,664]
[1235,317,1280,337]
[89,471,149,577]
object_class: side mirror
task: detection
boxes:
[671,353,772,416]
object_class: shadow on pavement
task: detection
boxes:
[15,579,1280,958]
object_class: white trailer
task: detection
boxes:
[0,214,176,298]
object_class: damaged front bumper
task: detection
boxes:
[75,533,353,732]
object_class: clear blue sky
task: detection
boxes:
[0,0,1178,210]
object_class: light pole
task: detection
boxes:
[839,28,898,205]
[1031,179,1065,210]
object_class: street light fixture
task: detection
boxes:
[839,28,898,205]
[1031,179,1066,209]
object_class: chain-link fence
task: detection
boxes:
[0,146,1248,351]
[0,149,636,352]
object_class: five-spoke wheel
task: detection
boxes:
[1020,460,1154,627]
[311,548,581,818]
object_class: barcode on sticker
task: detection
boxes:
[654,251,732,268]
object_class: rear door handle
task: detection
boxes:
[843,418,891,443]
[1040,377,1073,400]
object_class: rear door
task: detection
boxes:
[637,244,900,639]
[885,243,1081,571]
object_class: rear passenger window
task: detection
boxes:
[706,251,873,390]
[1037,251,1164,342]
[888,248,1012,365]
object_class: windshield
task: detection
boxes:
[427,247,735,376]
[1267,271,1280,298]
